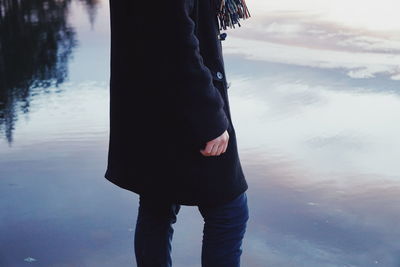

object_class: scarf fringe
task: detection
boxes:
[215,0,251,30]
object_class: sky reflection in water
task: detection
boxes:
[1,0,400,266]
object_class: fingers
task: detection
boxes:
[216,143,225,155]
[210,143,219,155]
[199,130,230,156]
[199,140,228,156]
[200,142,216,156]
[222,142,228,153]
[206,142,216,154]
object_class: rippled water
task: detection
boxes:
[1,0,400,266]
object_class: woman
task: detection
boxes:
[105,0,251,266]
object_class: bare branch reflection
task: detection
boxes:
[0,0,99,144]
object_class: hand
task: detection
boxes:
[200,130,229,156]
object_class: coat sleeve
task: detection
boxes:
[157,0,230,147]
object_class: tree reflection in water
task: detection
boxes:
[0,0,99,144]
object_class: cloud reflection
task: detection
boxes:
[241,152,400,266]
[223,13,400,80]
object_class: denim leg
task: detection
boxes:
[134,195,181,267]
[198,192,249,267]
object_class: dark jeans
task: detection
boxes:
[134,192,249,267]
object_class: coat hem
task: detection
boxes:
[104,171,248,207]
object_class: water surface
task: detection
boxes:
[1,0,400,266]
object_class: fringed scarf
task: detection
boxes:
[212,0,251,30]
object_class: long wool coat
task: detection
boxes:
[105,0,248,207]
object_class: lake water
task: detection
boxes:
[1,0,400,266]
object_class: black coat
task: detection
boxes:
[105,0,248,207]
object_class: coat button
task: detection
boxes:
[216,71,223,79]
[218,33,227,41]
